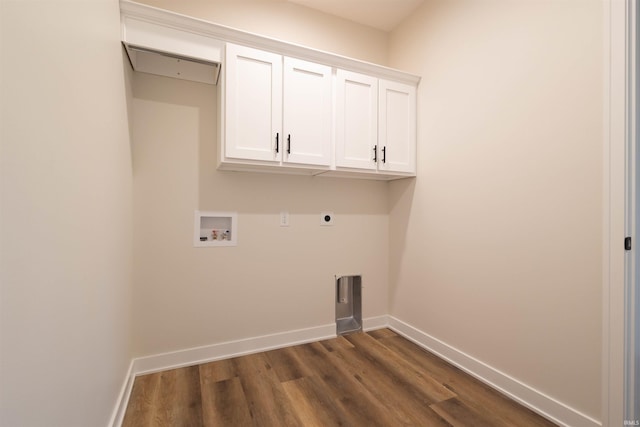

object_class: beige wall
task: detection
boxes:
[136,0,389,65]
[0,0,133,425]
[388,0,603,419]
[131,73,389,355]
[0,0,606,423]
[129,1,388,355]
[130,0,391,358]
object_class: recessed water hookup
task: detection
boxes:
[194,210,237,247]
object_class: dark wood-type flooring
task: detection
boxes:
[122,329,557,426]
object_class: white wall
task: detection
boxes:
[129,3,391,357]
[0,1,133,425]
[388,0,603,420]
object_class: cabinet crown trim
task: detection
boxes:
[120,0,421,85]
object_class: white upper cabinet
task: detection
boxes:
[224,44,282,163]
[378,79,416,175]
[223,43,331,169]
[336,72,416,176]
[282,57,332,166]
[335,70,378,170]
[120,1,420,179]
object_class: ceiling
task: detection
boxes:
[286,0,425,32]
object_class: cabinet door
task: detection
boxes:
[282,57,332,166]
[335,70,378,170]
[225,43,282,162]
[378,79,416,174]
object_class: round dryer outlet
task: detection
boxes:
[320,212,334,226]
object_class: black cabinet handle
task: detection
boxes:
[287,134,291,154]
[382,146,386,164]
[275,133,279,153]
[373,145,377,162]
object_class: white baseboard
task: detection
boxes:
[387,316,601,427]
[110,315,600,427]
[132,322,337,375]
[107,359,135,427]
[109,316,391,426]
[363,314,389,331]
[109,322,338,426]
[131,316,392,376]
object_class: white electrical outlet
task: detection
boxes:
[280,211,289,227]
[320,212,334,226]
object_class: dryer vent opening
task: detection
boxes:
[336,275,362,336]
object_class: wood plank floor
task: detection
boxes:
[122,329,557,426]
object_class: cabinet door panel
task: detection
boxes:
[283,57,332,166]
[225,44,282,162]
[379,80,416,174]
[335,70,378,170]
